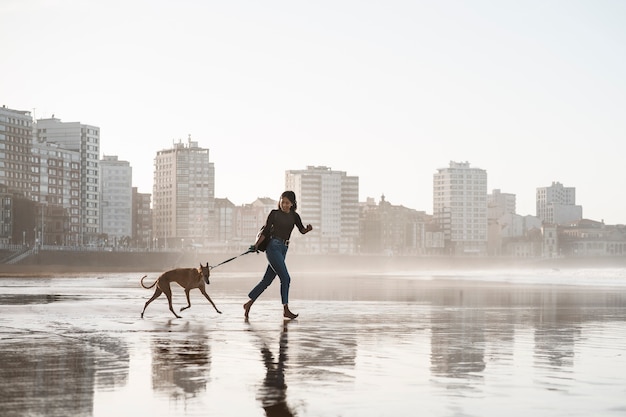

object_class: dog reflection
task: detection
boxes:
[250,322,295,417]
[151,336,211,397]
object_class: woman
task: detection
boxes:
[244,191,313,320]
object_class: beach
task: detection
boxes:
[1,267,626,416]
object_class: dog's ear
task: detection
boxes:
[206,262,209,268]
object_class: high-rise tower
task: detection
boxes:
[433,161,488,255]
[0,106,33,197]
[35,117,100,245]
[285,166,359,254]
[152,137,215,248]
[100,155,132,244]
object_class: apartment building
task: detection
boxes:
[100,155,132,245]
[487,189,516,219]
[433,161,488,255]
[132,187,152,249]
[35,117,101,244]
[31,141,81,245]
[487,188,516,256]
[0,106,32,198]
[359,195,426,255]
[536,181,582,225]
[285,166,359,254]
[152,137,215,248]
[214,197,235,244]
[0,106,34,244]
[231,197,277,249]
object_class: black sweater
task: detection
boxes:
[262,209,306,241]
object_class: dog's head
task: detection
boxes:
[200,262,211,284]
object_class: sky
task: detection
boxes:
[2,0,625,224]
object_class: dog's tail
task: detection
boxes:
[140,275,157,289]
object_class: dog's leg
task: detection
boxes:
[180,288,192,312]
[141,288,163,318]
[161,282,181,319]
[199,287,222,314]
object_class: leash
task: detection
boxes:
[209,248,255,270]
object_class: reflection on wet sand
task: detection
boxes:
[1,272,626,416]
[533,295,581,372]
[431,306,486,382]
[428,286,613,380]
[91,334,130,391]
[151,328,211,399]
[248,320,295,416]
[0,332,128,417]
[1,337,94,417]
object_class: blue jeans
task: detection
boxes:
[248,238,292,304]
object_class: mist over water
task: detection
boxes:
[1,268,625,417]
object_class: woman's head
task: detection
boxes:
[279,191,297,212]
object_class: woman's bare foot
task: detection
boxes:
[243,299,254,318]
[283,305,298,320]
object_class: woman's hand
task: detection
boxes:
[304,224,313,233]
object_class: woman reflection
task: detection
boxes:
[255,322,295,416]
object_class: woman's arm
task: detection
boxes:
[295,212,313,234]
[253,233,266,250]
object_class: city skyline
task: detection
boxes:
[2,1,625,224]
[2,107,624,255]
[3,105,607,230]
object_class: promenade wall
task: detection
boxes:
[2,248,626,275]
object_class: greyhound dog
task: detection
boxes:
[140,263,222,318]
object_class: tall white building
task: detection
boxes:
[100,155,132,245]
[0,106,33,245]
[152,137,215,248]
[31,141,81,245]
[536,181,582,225]
[0,106,33,197]
[285,166,359,254]
[35,117,100,244]
[433,161,488,255]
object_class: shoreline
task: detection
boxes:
[2,249,626,276]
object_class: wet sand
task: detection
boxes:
[1,269,626,417]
